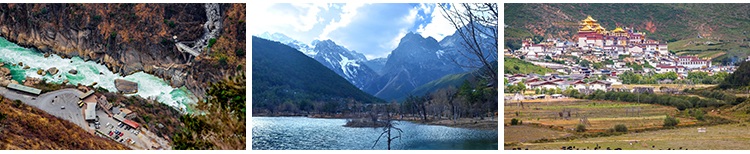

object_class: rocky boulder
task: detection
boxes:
[37,69,46,76]
[0,67,9,76]
[114,79,138,94]
[47,67,58,75]
[69,69,78,75]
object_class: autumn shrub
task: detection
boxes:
[614,124,628,132]
[576,124,586,132]
[510,118,519,125]
[664,115,679,127]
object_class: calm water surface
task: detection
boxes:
[252,117,498,150]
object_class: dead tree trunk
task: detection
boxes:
[372,115,403,150]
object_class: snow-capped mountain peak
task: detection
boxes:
[255,32,317,56]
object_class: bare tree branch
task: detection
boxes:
[439,3,498,83]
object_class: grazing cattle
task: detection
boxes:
[679,147,682,149]
[652,145,655,148]
[576,148,579,150]
[668,148,671,150]
[525,148,528,150]
[594,147,598,150]
[615,148,622,150]
[607,147,611,150]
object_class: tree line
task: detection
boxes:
[569,89,738,110]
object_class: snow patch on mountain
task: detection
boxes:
[339,54,361,79]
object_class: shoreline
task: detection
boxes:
[252,113,498,131]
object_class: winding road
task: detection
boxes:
[0,87,88,129]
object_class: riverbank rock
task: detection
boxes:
[63,79,69,84]
[47,67,58,75]
[23,65,30,69]
[44,53,50,58]
[0,67,9,76]
[0,80,9,86]
[17,62,22,66]
[37,69,46,76]
[115,79,138,94]
[69,69,78,75]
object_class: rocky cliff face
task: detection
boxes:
[0,3,246,98]
[363,32,465,101]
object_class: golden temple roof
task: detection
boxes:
[580,25,593,31]
[612,27,625,32]
[582,16,597,22]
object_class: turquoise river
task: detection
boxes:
[0,37,196,111]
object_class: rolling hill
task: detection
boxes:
[505,3,750,64]
[504,57,557,75]
[252,36,385,106]
[505,3,750,43]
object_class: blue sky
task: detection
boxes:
[250,3,458,60]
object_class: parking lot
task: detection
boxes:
[95,109,149,149]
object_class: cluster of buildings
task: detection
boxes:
[506,16,736,80]
[79,86,140,130]
[506,72,619,94]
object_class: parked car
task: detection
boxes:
[119,132,124,136]
[119,139,124,142]
[109,131,113,136]
[115,135,120,139]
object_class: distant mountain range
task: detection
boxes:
[504,3,750,49]
[256,32,376,89]
[255,22,496,102]
[252,36,385,104]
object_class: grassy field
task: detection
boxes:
[509,123,750,150]
[504,125,571,143]
[504,99,687,131]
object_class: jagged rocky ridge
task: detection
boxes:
[0,3,246,98]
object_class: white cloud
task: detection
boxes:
[403,6,419,24]
[249,3,332,35]
[319,3,366,40]
[417,4,458,42]
[420,3,435,14]
[384,29,408,50]
[380,6,420,52]
[290,3,328,32]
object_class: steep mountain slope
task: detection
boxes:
[311,40,378,89]
[256,32,317,56]
[0,3,246,99]
[363,32,466,101]
[254,32,376,89]
[364,57,387,74]
[505,3,750,45]
[439,23,498,70]
[0,96,130,150]
[405,60,497,101]
[252,36,384,105]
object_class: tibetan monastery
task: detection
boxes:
[576,16,668,55]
